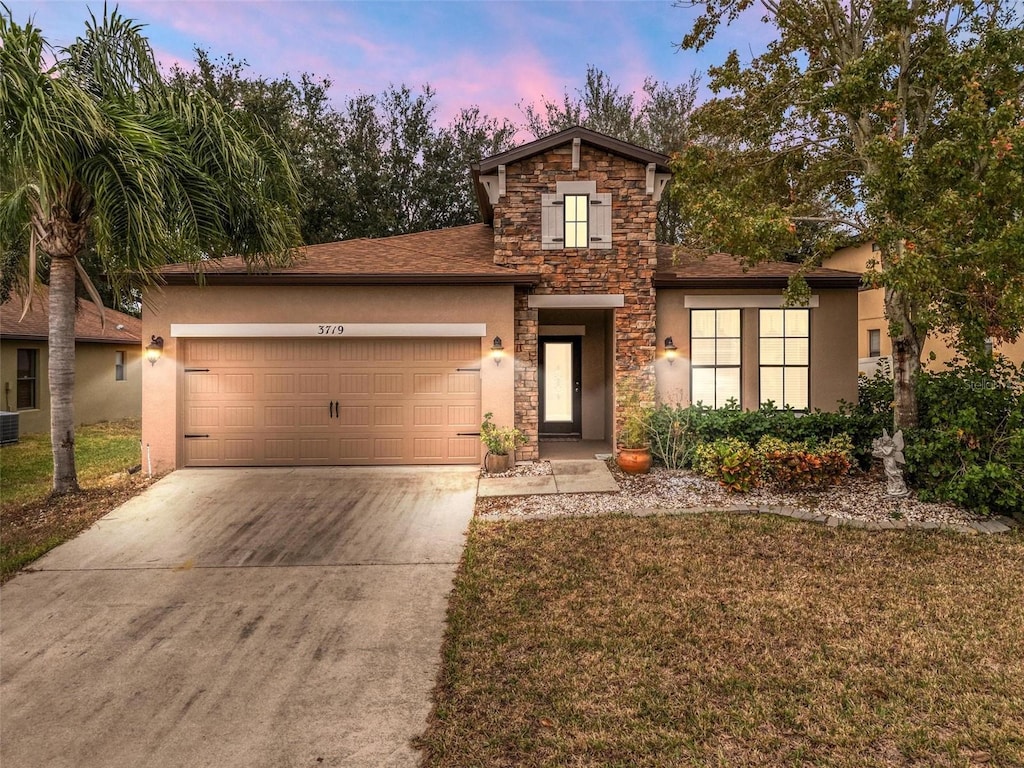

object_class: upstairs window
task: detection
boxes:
[760,309,810,410]
[563,194,589,248]
[17,348,38,410]
[691,309,742,408]
[541,181,612,250]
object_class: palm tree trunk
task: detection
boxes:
[49,255,80,494]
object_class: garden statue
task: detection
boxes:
[872,429,910,498]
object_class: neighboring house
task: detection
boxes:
[826,242,1024,374]
[1,287,143,436]
[141,127,861,471]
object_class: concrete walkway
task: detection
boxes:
[1,467,477,768]
[478,459,619,497]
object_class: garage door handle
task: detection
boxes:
[184,434,210,439]
[328,401,336,419]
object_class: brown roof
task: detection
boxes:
[1,286,142,344]
[655,245,864,289]
[160,224,539,286]
[475,126,671,175]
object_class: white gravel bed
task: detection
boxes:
[476,461,987,528]
[480,460,553,479]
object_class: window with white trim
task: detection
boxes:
[563,194,589,248]
[691,309,741,408]
[759,309,809,410]
[541,181,612,250]
[115,350,126,381]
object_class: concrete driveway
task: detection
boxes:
[0,466,477,768]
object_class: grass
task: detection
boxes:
[1,419,153,581]
[419,514,1024,768]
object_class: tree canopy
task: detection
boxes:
[0,8,302,492]
[673,0,1024,425]
[168,52,518,244]
[521,65,700,242]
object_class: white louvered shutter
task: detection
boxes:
[589,193,612,249]
[541,194,565,250]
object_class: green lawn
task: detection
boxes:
[1,419,148,580]
[420,514,1024,768]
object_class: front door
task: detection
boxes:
[539,336,582,436]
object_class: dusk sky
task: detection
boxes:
[9,1,778,130]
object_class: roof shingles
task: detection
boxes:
[161,224,535,283]
[159,223,861,289]
[655,245,863,287]
[1,287,141,344]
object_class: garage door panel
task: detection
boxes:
[448,436,480,460]
[413,373,444,394]
[448,372,479,394]
[224,374,254,394]
[338,374,370,395]
[222,341,255,361]
[183,338,483,467]
[299,405,329,427]
[447,338,481,360]
[187,340,220,363]
[413,341,446,361]
[264,406,295,427]
[373,373,404,395]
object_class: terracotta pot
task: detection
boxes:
[483,451,513,474]
[616,446,652,475]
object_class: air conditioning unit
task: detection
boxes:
[0,412,19,445]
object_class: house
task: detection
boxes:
[825,242,1024,373]
[141,127,861,471]
[0,287,143,436]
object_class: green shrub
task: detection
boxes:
[903,357,1023,516]
[756,434,853,489]
[648,402,882,469]
[480,412,527,456]
[648,406,696,469]
[694,438,761,493]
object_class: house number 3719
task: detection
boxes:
[317,325,345,335]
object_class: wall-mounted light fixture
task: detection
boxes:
[145,335,164,366]
[664,336,677,364]
[490,336,505,366]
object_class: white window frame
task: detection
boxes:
[541,181,612,250]
[115,350,126,381]
[563,193,589,248]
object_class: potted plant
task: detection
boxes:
[616,376,654,474]
[480,412,527,473]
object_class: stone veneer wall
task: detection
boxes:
[494,143,659,448]
[514,288,539,460]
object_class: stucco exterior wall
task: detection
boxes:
[1,340,142,435]
[827,242,1024,368]
[655,288,859,412]
[141,283,515,473]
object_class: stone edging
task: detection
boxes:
[480,504,1019,535]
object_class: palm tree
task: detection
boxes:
[0,8,301,494]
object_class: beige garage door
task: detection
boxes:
[182,338,482,466]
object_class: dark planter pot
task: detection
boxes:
[616,446,652,475]
[484,452,513,474]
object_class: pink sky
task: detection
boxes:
[12,1,777,128]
